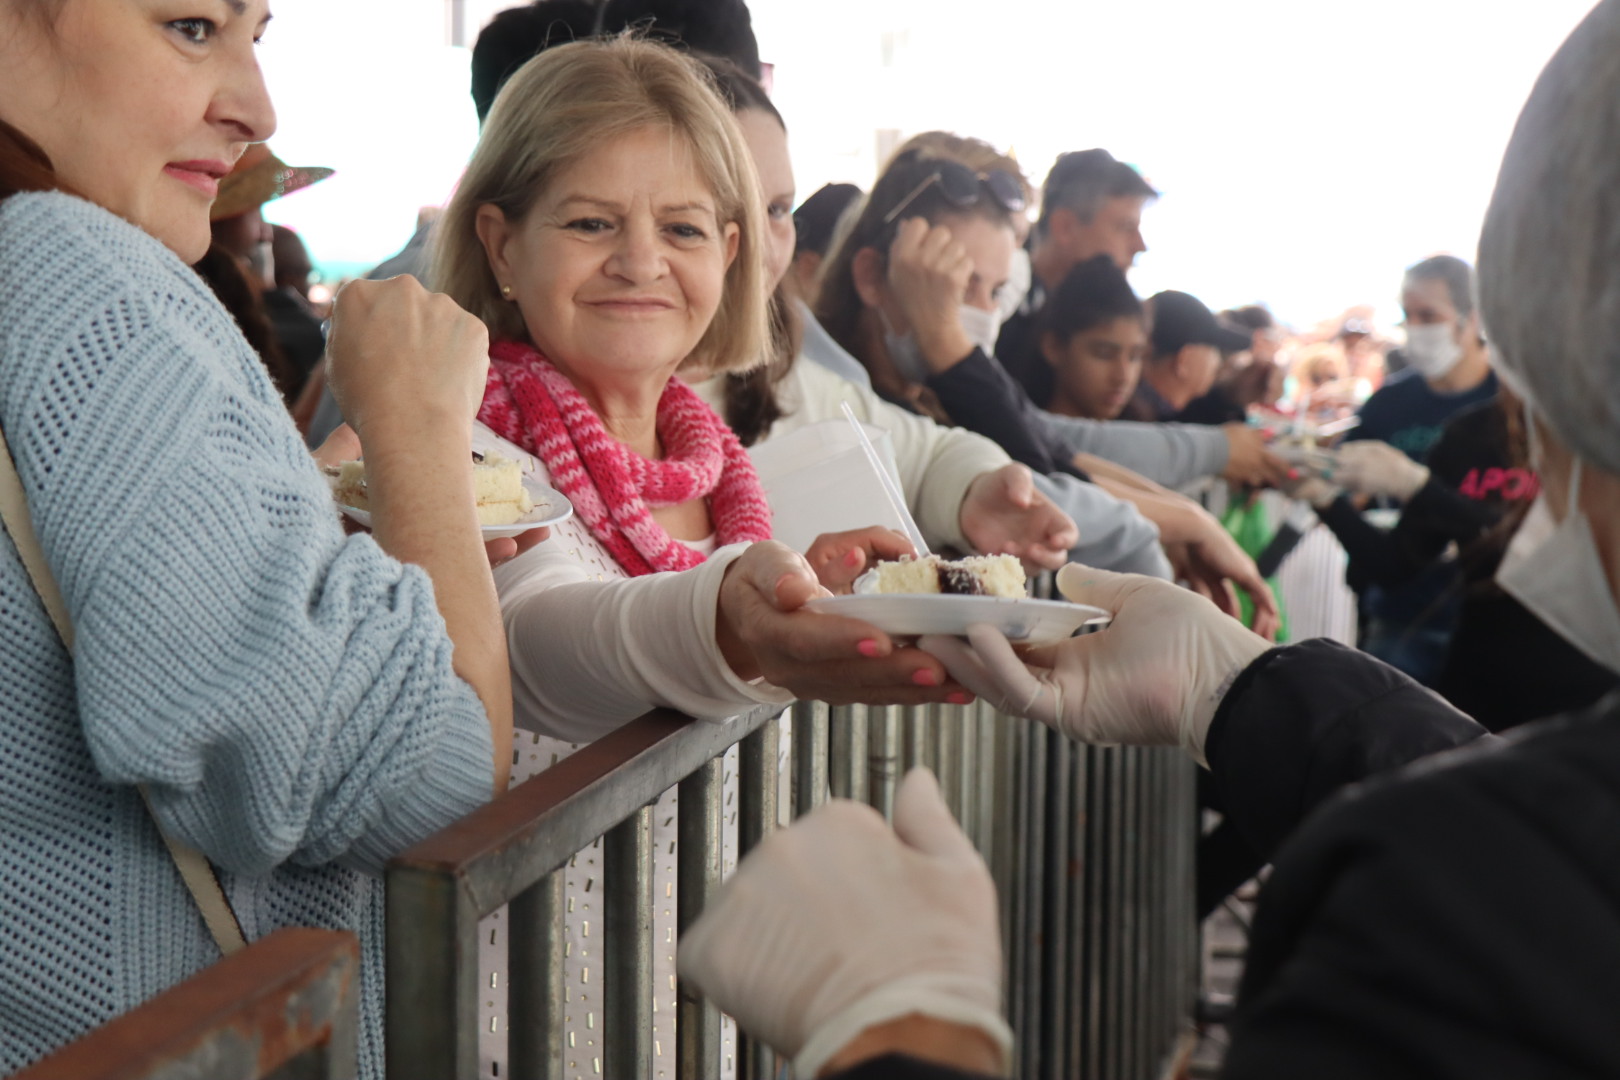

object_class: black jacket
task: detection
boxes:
[830,638,1620,1078]
[872,346,1091,482]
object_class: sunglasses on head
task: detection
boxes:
[879,159,1027,229]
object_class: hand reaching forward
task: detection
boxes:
[1221,424,1292,488]
[1163,511,1281,641]
[960,463,1079,571]
[804,526,917,594]
[1333,440,1431,501]
[920,563,1273,765]
[679,769,1011,1078]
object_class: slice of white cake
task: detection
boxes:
[334,453,535,526]
[470,452,536,525]
[866,554,1026,599]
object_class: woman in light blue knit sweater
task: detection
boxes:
[0,2,519,1073]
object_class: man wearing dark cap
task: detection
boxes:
[1124,291,1251,422]
[998,150,1159,408]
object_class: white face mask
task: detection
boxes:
[1497,444,1620,674]
[879,308,932,385]
[1403,322,1464,380]
[958,305,1003,359]
[996,248,1033,323]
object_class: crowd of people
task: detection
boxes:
[3,0,1620,1077]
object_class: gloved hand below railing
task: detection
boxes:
[679,768,1013,1078]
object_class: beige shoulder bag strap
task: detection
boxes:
[0,425,247,956]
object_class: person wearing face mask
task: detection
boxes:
[1319,257,1501,682]
[681,9,1620,1073]
[1347,255,1498,461]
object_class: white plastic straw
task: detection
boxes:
[840,400,931,558]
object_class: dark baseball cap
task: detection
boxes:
[1148,291,1252,355]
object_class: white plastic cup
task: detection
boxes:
[748,420,908,554]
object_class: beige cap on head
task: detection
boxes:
[210,143,333,221]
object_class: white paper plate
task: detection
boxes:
[804,593,1110,645]
[336,476,574,539]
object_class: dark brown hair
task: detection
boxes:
[0,119,67,200]
[696,52,796,446]
[190,245,298,404]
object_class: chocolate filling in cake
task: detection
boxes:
[936,564,988,595]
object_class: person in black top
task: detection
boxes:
[1334,255,1500,683]
[1038,255,1149,421]
[678,7,1620,1073]
[1179,305,1287,426]
[1122,290,1252,422]
[997,149,1157,409]
[1300,398,1618,729]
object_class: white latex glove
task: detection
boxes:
[1283,475,1344,510]
[677,769,1012,1078]
[919,563,1273,766]
[1332,440,1430,501]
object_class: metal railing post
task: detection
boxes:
[791,701,828,817]
[738,719,782,1080]
[1042,730,1072,1080]
[509,869,566,1080]
[869,705,903,820]
[604,806,655,1079]
[828,705,869,804]
[738,717,781,851]
[677,759,725,1080]
[386,865,481,1080]
[960,704,981,851]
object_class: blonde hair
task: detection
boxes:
[432,36,769,376]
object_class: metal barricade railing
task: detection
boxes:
[15,928,360,1080]
[386,699,1197,1080]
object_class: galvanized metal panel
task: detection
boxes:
[604,807,654,1079]
[508,870,565,1080]
[386,865,481,1080]
[677,760,725,1080]
[791,700,828,817]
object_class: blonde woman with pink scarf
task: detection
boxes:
[429,38,989,1074]
[435,39,971,742]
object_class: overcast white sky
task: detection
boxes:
[259,0,1600,331]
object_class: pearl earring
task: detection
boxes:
[500,283,514,299]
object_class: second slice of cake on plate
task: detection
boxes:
[334,452,536,526]
[862,554,1027,599]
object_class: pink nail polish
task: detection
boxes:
[947,692,974,705]
[857,639,882,658]
[912,668,942,687]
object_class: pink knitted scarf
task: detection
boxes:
[478,339,772,576]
